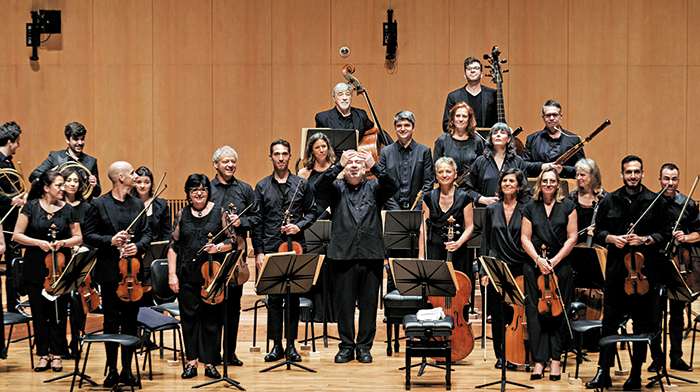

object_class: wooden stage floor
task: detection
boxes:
[3,264,700,392]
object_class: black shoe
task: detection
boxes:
[103,368,120,388]
[34,356,51,372]
[228,353,243,366]
[585,367,611,389]
[120,369,139,387]
[495,358,517,370]
[287,346,302,362]
[549,374,561,381]
[265,344,285,362]
[622,376,642,391]
[356,348,372,363]
[647,359,664,373]
[530,373,543,380]
[670,358,692,372]
[204,365,221,379]
[495,358,504,369]
[181,364,197,379]
[334,348,354,363]
[51,357,63,372]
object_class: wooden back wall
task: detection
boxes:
[1,0,698,198]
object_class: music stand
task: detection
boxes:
[141,241,169,288]
[383,211,422,258]
[44,249,99,385]
[646,259,697,389]
[476,256,532,392]
[467,207,489,345]
[193,249,245,391]
[257,252,324,373]
[300,128,358,159]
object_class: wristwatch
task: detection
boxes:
[215,244,222,252]
[644,236,651,245]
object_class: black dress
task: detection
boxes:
[424,187,472,274]
[21,199,77,358]
[433,133,484,177]
[567,189,608,244]
[465,155,525,206]
[521,198,576,363]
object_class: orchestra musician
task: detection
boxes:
[315,149,398,364]
[168,174,234,380]
[479,168,530,369]
[210,146,259,367]
[585,155,670,390]
[523,100,585,179]
[298,133,336,220]
[132,166,171,242]
[0,121,25,315]
[465,123,525,207]
[314,83,374,141]
[378,110,434,211]
[30,122,101,199]
[418,157,474,274]
[567,159,607,244]
[84,161,152,388]
[434,102,485,178]
[13,170,82,372]
[253,139,317,363]
[62,167,94,236]
[647,163,699,372]
[521,167,578,381]
[442,57,498,132]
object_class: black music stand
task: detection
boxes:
[301,128,358,158]
[570,246,606,290]
[257,252,323,373]
[44,249,99,385]
[384,211,422,258]
[390,258,457,376]
[476,256,532,392]
[193,249,245,391]
[302,220,339,348]
[141,241,169,288]
[646,260,697,389]
[468,207,489,344]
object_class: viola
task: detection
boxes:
[428,216,474,361]
[43,224,66,294]
[228,203,250,285]
[77,270,100,313]
[200,233,224,305]
[116,229,145,302]
[505,276,528,366]
[536,245,564,317]
[623,245,649,296]
[665,175,700,290]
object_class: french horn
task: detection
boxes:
[58,161,94,199]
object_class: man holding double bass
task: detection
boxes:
[85,161,152,388]
[586,155,670,390]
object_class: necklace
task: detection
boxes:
[191,203,206,217]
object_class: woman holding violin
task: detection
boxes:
[479,168,530,369]
[567,158,607,243]
[433,102,484,178]
[465,123,525,206]
[521,167,578,381]
[419,157,474,273]
[13,170,82,372]
[167,174,234,380]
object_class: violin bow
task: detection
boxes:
[664,175,700,253]
[194,202,254,258]
[626,184,669,235]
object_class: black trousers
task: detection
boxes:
[178,282,223,365]
[267,293,300,342]
[523,263,574,363]
[3,247,21,312]
[26,281,69,357]
[226,284,243,353]
[333,259,382,350]
[101,282,140,370]
[650,297,685,363]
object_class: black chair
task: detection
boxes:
[402,314,455,390]
[3,310,34,368]
[136,307,184,380]
[383,264,425,356]
[69,290,142,392]
[251,296,316,353]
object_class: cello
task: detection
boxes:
[504,276,528,366]
[428,216,474,361]
[484,46,524,156]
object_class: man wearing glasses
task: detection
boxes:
[523,100,585,179]
[442,56,498,132]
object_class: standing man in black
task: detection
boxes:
[585,155,669,390]
[210,145,259,367]
[30,122,101,198]
[0,121,25,315]
[378,110,434,211]
[315,150,398,364]
[85,161,152,387]
[442,56,498,132]
[253,139,317,363]
[648,163,699,372]
[523,100,584,179]
[314,83,374,140]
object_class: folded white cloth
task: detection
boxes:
[416,307,445,321]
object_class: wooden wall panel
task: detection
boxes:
[689,0,700,66]
[32,0,93,67]
[153,0,212,65]
[628,0,687,66]
[506,65,568,137]
[93,0,153,65]
[213,0,271,65]
[448,0,509,66]
[330,0,389,66]
[568,0,627,66]
[509,0,568,66]
[153,65,213,198]
[388,0,449,65]
[685,66,700,195]
[0,1,20,66]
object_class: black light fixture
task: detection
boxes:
[383,9,397,63]
[26,10,61,61]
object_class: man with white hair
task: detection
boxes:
[314,83,374,140]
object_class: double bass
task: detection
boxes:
[428,216,474,361]
[484,46,524,156]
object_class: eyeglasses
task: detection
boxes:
[466,66,481,72]
[189,188,207,194]
[543,113,561,118]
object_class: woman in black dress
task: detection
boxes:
[479,168,530,369]
[567,158,607,243]
[466,122,525,207]
[433,101,484,178]
[521,167,578,381]
[298,132,336,219]
[419,157,474,274]
[132,166,171,242]
[167,174,234,380]
[13,170,82,372]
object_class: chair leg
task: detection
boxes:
[691,321,698,367]
[387,321,393,356]
[446,342,452,391]
[132,345,142,390]
[310,316,316,352]
[405,341,411,390]
[394,324,401,354]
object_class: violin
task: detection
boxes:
[536,245,564,317]
[665,175,700,290]
[228,203,250,285]
[116,229,145,302]
[43,224,66,294]
[201,233,224,305]
[428,216,475,361]
[277,181,304,255]
[505,276,528,366]
[484,46,524,156]
[77,254,100,313]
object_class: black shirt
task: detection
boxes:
[210,176,259,237]
[523,128,584,179]
[661,191,700,263]
[567,189,608,244]
[424,187,472,245]
[522,198,576,262]
[465,154,525,206]
[481,200,528,277]
[433,133,484,177]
